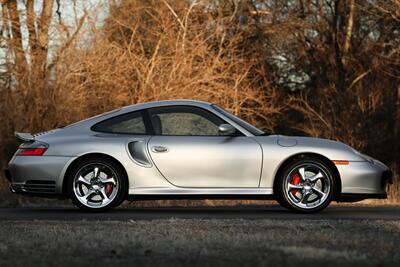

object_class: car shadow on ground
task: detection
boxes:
[1,204,400,221]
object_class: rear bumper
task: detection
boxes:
[7,155,75,195]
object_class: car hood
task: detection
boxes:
[276,135,349,150]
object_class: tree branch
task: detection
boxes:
[47,11,87,71]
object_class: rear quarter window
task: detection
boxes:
[91,111,146,134]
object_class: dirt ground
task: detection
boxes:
[0,218,399,267]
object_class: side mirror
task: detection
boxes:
[218,124,236,136]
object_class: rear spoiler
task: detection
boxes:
[15,132,35,143]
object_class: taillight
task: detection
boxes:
[17,144,48,156]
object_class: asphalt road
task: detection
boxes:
[0,205,399,221]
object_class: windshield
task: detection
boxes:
[212,105,264,136]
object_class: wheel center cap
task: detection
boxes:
[304,185,312,191]
[92,184,100,190]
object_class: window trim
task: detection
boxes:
[90,104,248,137]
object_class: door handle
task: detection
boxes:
[151,146,169,153]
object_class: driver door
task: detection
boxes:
[146,105,262,188]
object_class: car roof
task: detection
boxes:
[120,99,212,113]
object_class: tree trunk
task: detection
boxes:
[343,0,355,57]
[35,0,54,76]
[26,0,37,57]
[8,0,27,76]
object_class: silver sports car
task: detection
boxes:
[5,100,392,212]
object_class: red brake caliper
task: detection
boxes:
[105,184,113,196]
[291,173,301,198]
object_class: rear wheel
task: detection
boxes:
[68,157,127,212]
[275,157,336,213]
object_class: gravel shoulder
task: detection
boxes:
[1,218,400,267]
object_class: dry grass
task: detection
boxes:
[386,172,400,203]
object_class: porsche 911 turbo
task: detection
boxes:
[4,100,393,212]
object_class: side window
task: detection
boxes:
[148,106,225,136]
[92,111,146,134]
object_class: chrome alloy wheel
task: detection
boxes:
[73,163,119,209]
[284,163,331,209]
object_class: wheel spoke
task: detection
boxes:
[300,191,312,204]
[99,187,110,201]
[312,187,326,198]
[298,167,306,181]
[93,167,100,179]
[84,188,96,198]
[77,175,91,186]
[288,183,303,191]
[308,172,324,182]
[100,176,116,185]
[77,188,96,203]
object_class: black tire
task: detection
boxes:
[275,157,336,213]
[67,157,127,212]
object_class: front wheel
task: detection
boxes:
[68,157,127,212]
[275,157,336,213]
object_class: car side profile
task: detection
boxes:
[4,100,393,212]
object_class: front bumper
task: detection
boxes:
[337,159,392,197]
[7,155,75,195]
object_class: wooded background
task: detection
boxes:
[0,0,399,202]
